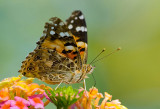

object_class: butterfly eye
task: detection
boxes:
[27,66,34,71]
[86,65,92,72]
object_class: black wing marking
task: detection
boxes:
[66,10,88,64]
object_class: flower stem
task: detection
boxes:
[44,100,50,106]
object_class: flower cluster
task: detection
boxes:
[69,87,127,109]
[0,76,50,109]
[46,86,84,108]
[0,76,128,109]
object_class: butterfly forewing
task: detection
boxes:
[66,10,88,64]
[37,17,82,69]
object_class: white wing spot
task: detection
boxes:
[68,24,73,29]
[79,15,84,19]
[76,26,81,32]
[84,28,87,32]
[76,26,86,32]
[77,42,88,48]
[64,32,70,36]
[77,42,84,46]
[75,17,78,20]
[54,24,57,26]
[51,27,54,29]
[81,26,85,32]
[60,32,65,37]
[50,31,55,35]
[65,46,75,51]
[71,20,74,23]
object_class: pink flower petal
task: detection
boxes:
[34,103,44,109]
[10,106,20,109]
[14,96,30,106]
[28,94,44,99]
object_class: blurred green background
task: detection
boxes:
[0,0,160,109]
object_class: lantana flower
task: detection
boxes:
[0,76,128,109]
[0,76,50,109]
[69,87,127,109]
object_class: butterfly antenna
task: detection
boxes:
[92,47,121,64]
[89,48,106,65]
[90,47,121,94]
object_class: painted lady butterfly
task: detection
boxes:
[19,10,94,85]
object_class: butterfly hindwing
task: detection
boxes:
[19,48,79,84]
[66,10,88,64]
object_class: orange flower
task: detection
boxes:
[89,87,98,98]
[70,87,127,109]
[0,88,9,102]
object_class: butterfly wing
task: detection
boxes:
[19,17,83,84]
[66,10,88,64]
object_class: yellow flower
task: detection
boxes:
[27,83,44,96]
[0,77,21,90]
[95,93,103,106]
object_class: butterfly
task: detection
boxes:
[18,10,94,85]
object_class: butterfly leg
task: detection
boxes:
[83,79,89,98]
[83,79,86,90]
[55,80,63,90]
